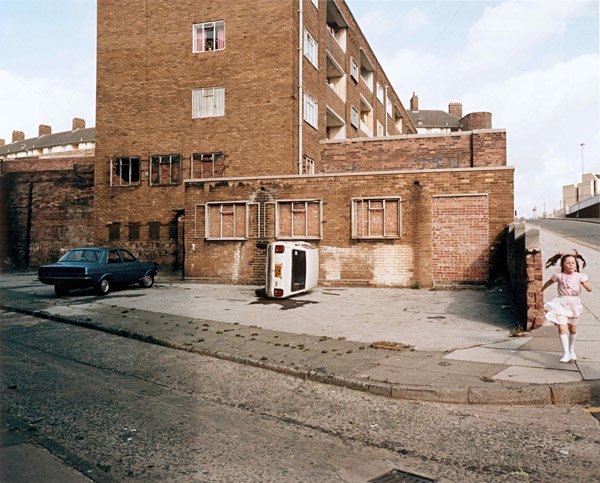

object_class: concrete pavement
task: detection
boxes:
[1,224,599,406]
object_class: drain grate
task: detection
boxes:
[369,468,436,483]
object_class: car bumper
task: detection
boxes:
[39,276,93,286]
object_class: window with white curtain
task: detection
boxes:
[192,87,225,118]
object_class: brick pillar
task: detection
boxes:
[39,124,52,136]
[72,117,86,130]
[12,131,25,143]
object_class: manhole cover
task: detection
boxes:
[369,468,435,483]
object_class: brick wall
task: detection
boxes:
[506,223,544,330]
[432,194,489,285]
[1,158,94,270]
[183,167,514,286]
[320,129,506,173]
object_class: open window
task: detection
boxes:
[193,21,225,52]
[110,157,140,186]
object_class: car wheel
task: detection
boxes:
[139,274,154,288]
[96,278,111,296]
[54,283,69,296]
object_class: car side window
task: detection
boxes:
[120,250,136,263]
[108,250,121,264]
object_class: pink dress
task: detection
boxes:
[544,271,588,326]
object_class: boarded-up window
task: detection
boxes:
[352,198,401,239]
[108,222,121,241]
[148,221,161,240]
[149,155,181,185]
[111,157,140,186]
[128,222,140,241]
[205,202,248,240]
[192,87,225,118]
[191,152,225,178]
[277,200,321,239]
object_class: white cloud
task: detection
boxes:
[0,69,95,140]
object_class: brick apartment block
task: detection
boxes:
[95,0,514,286]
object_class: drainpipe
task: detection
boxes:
[298,0,303,174]
[384,85,388,136]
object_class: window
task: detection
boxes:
[299,156,315,175]
[148,222,161,241]
[304,28,318,68]
[192,87,225,118]
[350,57,358,83]
[205,202,248,240]
[191,152,225,178]
[311,0,318,7]
[193,21,225,52]
[128,222,140,241]
[303,92,318,129]
[120,250,136,262]
[352,197,402,239]
[150,155,181,185]
[276,200,322,239]
[110,157,140,186]
[351,107,359,129]
[108,250,121,263]
[377,120,384,137]
[386,97,392,117]
[108,223,121,241]
[376,82,384,103]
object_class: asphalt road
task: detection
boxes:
[528,218,600,248]
[2,311,600,482]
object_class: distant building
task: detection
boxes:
[561,173,600,218]
[0,118,94,161]
[407,92,492,134]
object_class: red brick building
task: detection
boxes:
[95,0,514,287]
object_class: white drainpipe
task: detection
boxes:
[384,85,388,136]
[298,0,303,173]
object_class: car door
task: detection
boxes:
[119,249,143,283]
[107,249,127,284]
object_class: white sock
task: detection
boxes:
[559,334,570,357]
[569,334,577,357]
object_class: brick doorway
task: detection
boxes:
[432,194,489,286]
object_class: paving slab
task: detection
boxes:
[576,362,600,381]
[492,366,583,384]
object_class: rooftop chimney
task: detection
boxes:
[12,130,25,143]
[72,117,86,130]
[448,102,462,118]
[0,139,5,148]
[410,92,419,111]
[39,124,52,137]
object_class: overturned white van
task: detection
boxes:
[264,242,318,298]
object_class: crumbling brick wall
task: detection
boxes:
[506,223,544,330]
[0,157,94,270]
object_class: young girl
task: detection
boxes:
[542,251,592,363]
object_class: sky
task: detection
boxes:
[0,0,598,218]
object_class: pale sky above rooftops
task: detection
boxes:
[0,0,598,217]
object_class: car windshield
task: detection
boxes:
[59,250,102,263]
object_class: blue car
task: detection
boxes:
[38,247,159,296]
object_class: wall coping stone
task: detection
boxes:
[320,128,507,144]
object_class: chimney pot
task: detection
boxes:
[72,117,86,130]
[12,130,25,143]
[0,139,5,148]
[410,92,419,111]
[448,102,463,118]
[39,124,52,137]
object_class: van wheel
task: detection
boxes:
[139,275,154,288]
[54,283,69,296]
[96,278,111,295]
